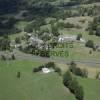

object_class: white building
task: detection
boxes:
[42,68,51,74]
[58,35,77,42]
[58,35,86,43]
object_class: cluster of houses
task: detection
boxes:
[10,32,100,52]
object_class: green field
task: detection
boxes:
[77,77,100,100]
[0,60,75,100]
[0,60,100,100]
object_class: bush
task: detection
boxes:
[55,67,62,75]
[38,65,44,70]
[57,21,66,29]
[77,34,82,40]
[69,61,77,73]
[75,85,84,100]
[82,68,88,78]
[33,65,44,73]
[85,40,94,48]
[33,68,39,73]
[17,72,21,78]
[66,22,75,28]
[15,37,21,44]
[51,24,60,37]
[1,54,6,60]
[11,54,16,60]
[96,27,100,36]
[75,67,83,76]
[68,78,79,93]
[45,62,56,69]
[63,71,73,86]
[95,72,100,80]
[0,36,10,50]
[24,24,33,33]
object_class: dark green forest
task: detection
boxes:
[0,0,100,36]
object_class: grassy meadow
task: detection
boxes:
[0,60,100,100]
[77,77,100,100]
[0,60,75,100]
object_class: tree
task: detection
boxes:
[15,37,21,44]
[96,26,100,36]
[77,34,82,40]
[12,54,16,60]
[95,72,100,80]
[82,68,88,78]
[45,62,56,69]
[24,24,33,33]
[0,0,21,14]
[69,78,79,93]
[51,24,59,37]
[89,50,92,54]
[85,40,94,48]
[75,85,84,100]
[63,71,72,86]
[17,72,21,78]
[75,67,83,77]
[1,54,6,60]
[0,36,10,50]
[69,61,88,78]
[69,61,77,73]
[88,16,100,37]
[55,67,62,75]
[33,65,44,73]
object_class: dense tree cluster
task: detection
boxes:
[28,1,58,17]
[51,23,60,37]
[88,16,100,36]
[69,61,88,78]
[24,17,46,33]
[0,36,10,50]
[33,62,61,75]
[22,45,50,57]
[0,0,22,14]
[0,17,21,36]
[63,71,84,100]
[0,54,16,60]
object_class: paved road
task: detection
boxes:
[12,50,100,68]
[1,50,100,68]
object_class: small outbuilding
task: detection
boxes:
[42,68,51,74]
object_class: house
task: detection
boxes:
[29,36,44,48]
[58,35,77,42]
[58,35,86,43]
